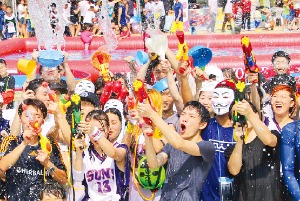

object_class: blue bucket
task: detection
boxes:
[38,50,64,68]
[188,45,212,68]
[153,78,168,92]
[135,51,149,65]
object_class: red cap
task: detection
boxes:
[215,79,236,91]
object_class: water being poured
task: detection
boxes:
[99,0,118,52]
[27,0,66,50]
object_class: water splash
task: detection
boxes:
[27,0,66,50]
[98,0,118,52]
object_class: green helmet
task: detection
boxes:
[137,156,166,190]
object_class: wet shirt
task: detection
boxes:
[1,136,66,201]
[225,130,281,201]
[200,118,235,201]
[0,75,15,93]
[163,113,180,132]
[160,141,215,201]
[281,121,300,201]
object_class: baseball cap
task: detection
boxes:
[79,92,100,107]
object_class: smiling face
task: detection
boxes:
[270,89,294,117]
[179,106,206,140]
[161,89,174,112]
[199,91,213,114]
[273,56,289,75]
[211,87,234,115]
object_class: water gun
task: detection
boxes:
[1,90,14,105]
[59,94,71,114]
[233,81,247,142]
[97,53,111,82]
[70,94,85,150]
[127,93,136,110]
[133,79,153,132]
[241,36,259,83]
[100,81,129,106]
[22,104,52,154]
[175,31,191,74]
[42,81,57,102]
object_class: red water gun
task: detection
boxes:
[127,94,135,110]
[241,36,259,83]
[133,79,153,133]
[1,90,14,105]
[22,104,42,134]
[42,81,56,101]
[100,81,128,106]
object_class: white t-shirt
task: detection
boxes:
[224,1,232,14]
[294,2,300,9]
[17,4,25,19]
[83,10,95,24]
[152,1,165,17]
[208,0,218,14]
[79,0,90,17]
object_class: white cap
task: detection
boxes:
[204,64,224,83]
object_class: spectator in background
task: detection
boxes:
[294,0,300,29]
[118,0,130,31]
[0,3,5,40]
[69,0,81,37]
[282,0,290,31]
[222,0,233,32]
[0,59,15,109]
[152,0,165,30]
[78,0,90,27]
[127,0,135,18]
[83,5,96,27]
[3,6,17,40]
[207,0,218,33]
[170,0,183,34]
[17,0,26,38]
[241,0,252,30]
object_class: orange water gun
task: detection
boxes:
[59,94,71,114]
[241,36,259,83]
[97,54,111,82]
[127,94,135,110]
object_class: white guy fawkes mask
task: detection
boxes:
[211,87,235,115]
[75,80,95,94]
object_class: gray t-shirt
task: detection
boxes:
[160,141,215,201]
[163,113,180,132]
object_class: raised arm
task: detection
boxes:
[236,100,277,147]
[227,125,243,175]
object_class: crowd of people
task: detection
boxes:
[0,29,298,201]
[0,0,300,40]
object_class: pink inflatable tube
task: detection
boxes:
[1,33,300,82]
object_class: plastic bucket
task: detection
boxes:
[153,78,168,92]
[17,58,37,79]
[37,50,64,68]
[135,51,149,65]
[188,45,212,68]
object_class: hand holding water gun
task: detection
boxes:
[127,94,136,111]
[241,36,259,83]
[42,81,57,102]
[22,104,42,134]
[133,79,153,132]
[59,94,71,114]
[175,31,192,74]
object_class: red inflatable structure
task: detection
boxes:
[1,33,300,82]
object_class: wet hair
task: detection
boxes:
[0,59,6,66]
[49,81,68,95]
[105,108,122,123]
[271,85,296,115]
[271,51,290,64]
[183,101,210,125]
[145,56,160,84]
[113,73,128,87]
[18,98,48,119]
[25,78,46,93]
[94,76,105,92]
[40,181,66,199]
[86,110,109,128]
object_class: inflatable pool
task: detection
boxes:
[1,33,300,83]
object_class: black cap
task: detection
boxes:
[79,92,100,107]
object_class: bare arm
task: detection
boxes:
[144,135,168,169]
[136,60,151,81]
[166,48,179,71]
[166,69,184,114]
[227,141,243,175]
[62,62,76,93]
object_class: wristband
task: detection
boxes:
[126,123,134,134]
[91,127,103,141]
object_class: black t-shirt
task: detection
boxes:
[160,141,215,201]
[0,75,15,109]
[225,130,281,201]
[1,136,66,201]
